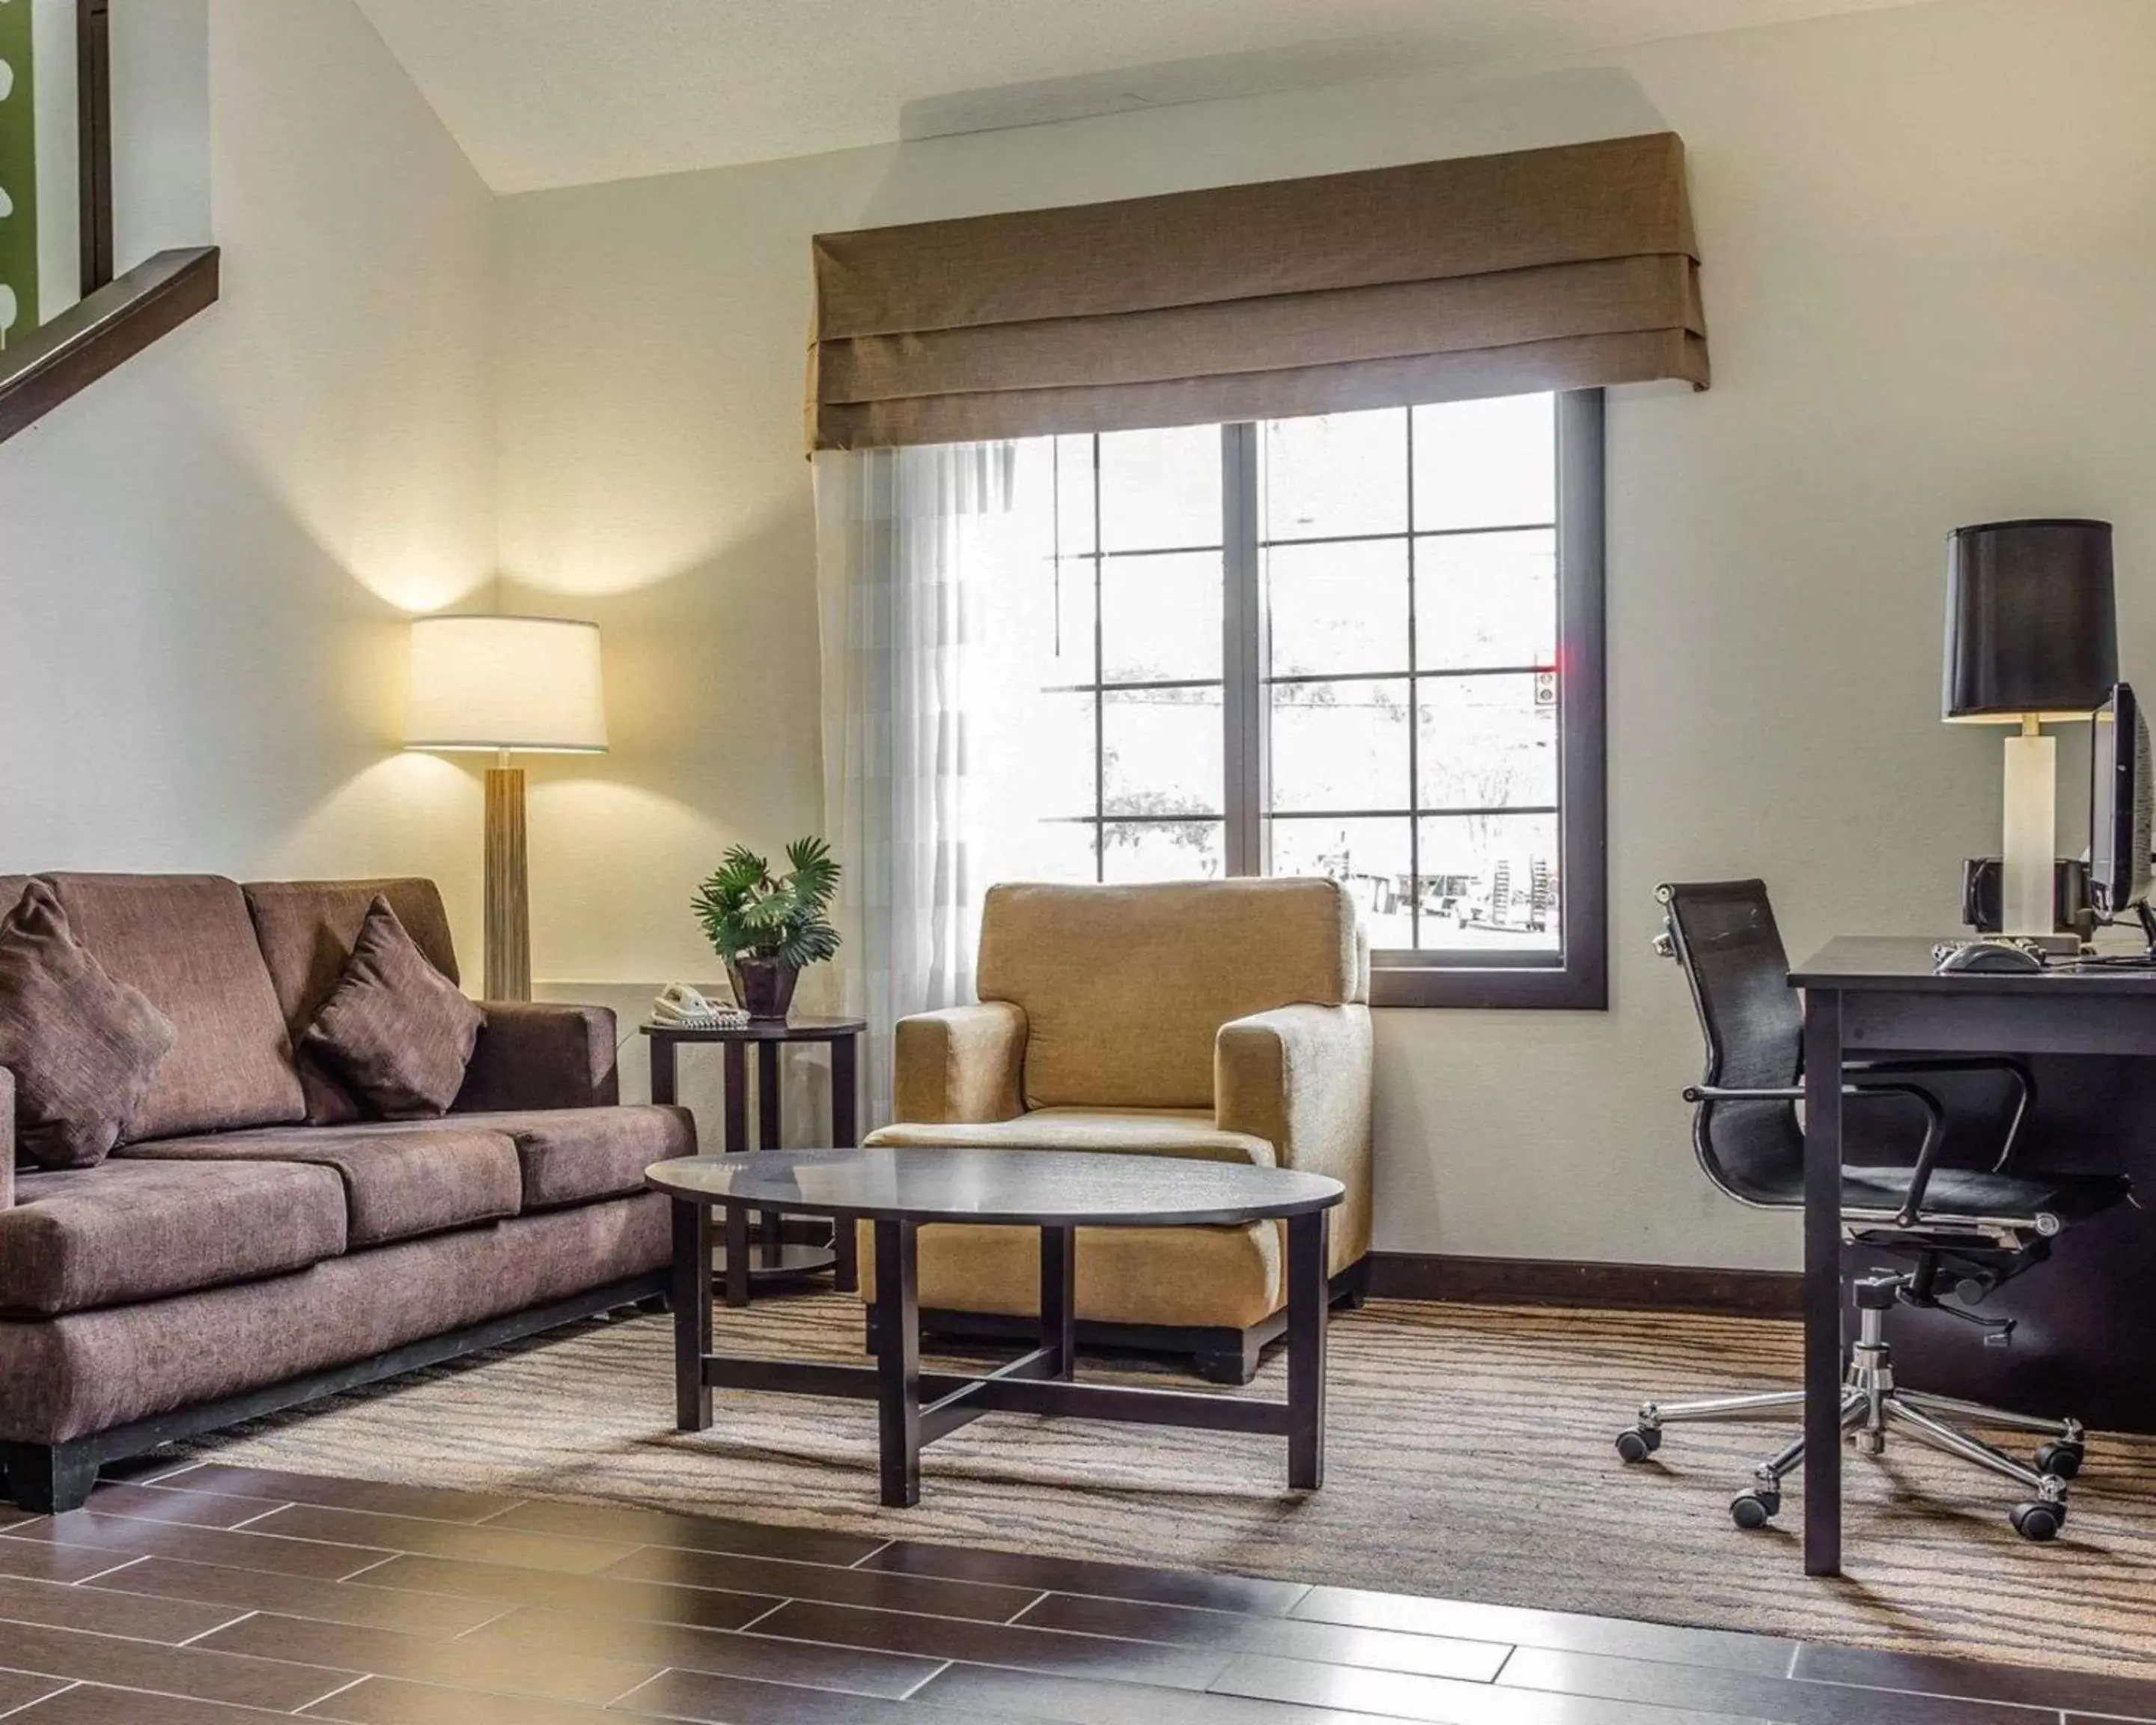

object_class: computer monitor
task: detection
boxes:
[2090,681,2153,920]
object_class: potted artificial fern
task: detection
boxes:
[691,838,841,1020]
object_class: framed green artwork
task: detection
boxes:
[0,0,34,346]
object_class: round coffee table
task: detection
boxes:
[647,1146,1345,1506]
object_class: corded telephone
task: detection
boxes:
[651,982,747,1029]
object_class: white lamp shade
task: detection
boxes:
[406,615,609,753]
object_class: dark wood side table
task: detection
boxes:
[641,1016,866,1306]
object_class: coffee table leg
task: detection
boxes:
[874,1219,921,1507]
[672,1199,712,1432]
[723,1206,750,1309]
[1040,1225,1076,1381]
[1287,1209,1329,1490]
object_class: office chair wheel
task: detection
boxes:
[1614,1426,1662,1463]
[1729,1489,1780,1529]
[2009,1500,2065,1542]
[2035,1440,2084,1480]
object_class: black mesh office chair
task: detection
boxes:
[1616,880,2134,1541]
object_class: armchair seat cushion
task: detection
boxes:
[865,1107,1274,1167]
[115,1125,520,1247]
[0,1160,347,1317]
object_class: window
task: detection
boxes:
[1005,390,1605,1008]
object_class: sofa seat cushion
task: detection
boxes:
[0,1160,347,1318]
[318,1106,696,1210]
[115,1125,521,1247]
[865,1107,1275,1166]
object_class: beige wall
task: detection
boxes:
[498,0,2156,1268]
[0,0,496,946]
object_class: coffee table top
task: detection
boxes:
[645,1147,1344,1227]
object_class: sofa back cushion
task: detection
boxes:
[43,874,306,1141]
[977,878,1361,1110]
[243,878,460,1123]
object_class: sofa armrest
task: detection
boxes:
[0,1068,13,1213]
[454,1003,620,1113]
[1215,1003,1374,1268]
[893,1003,1027,1124]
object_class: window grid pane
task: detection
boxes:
[1026,401,1565,955]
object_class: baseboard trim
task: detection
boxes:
[1365,1252,1801,1319]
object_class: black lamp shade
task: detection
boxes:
[1943,518,2117,719]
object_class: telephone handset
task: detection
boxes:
[652,983,747,1029]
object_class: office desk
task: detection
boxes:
[1790,937,2156,1577]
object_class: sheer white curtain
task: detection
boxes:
[814,441,1046,1127]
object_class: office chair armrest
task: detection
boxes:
[1844,1056,2034,1172]
[1686,1079,1950,1224]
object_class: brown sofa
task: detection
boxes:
[0,874,686,1513]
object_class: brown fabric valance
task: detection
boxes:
[808,132,1708,451]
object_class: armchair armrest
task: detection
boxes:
[892,1003,1027,1124]
[454,1003,620,1113]
[1216,1003,1374,1267]
[1,1068,13,1213]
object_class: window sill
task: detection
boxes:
[1370,961,1607,1010]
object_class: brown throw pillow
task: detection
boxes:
[0,881,177,1168]
[301,896,484,1118]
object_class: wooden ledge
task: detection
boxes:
[0,246,220,445]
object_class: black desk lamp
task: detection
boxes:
[1944,518,2117,936]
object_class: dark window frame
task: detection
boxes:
[1041,389,1607,1009]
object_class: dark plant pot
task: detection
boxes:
[726,958,800,1021]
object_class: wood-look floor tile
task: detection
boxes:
[0,1534,159,1586]
[0,1619,354,1712]
[0,1572,243,1645]
[4,1512,392,1581]
[0,1670,69,1715]
[346,1551,780,1631]
[470,1602,944,1699]
[0,1503,43,1531]
[1793,1643,2156,1720]
[1217,1653,1779,1725]
[299,1674,670,1725]
[196,1613,660,1709]
[1292,1585,1797,1677]
[478,1497,885,1566]
[1499,1646,2044,1725]
[240,1503,638,1575]
[859,1539,1309,1616]
[81,1485,290,1531]
[602,1541,1041,1622]
[99,1557,513,1637]
[752,1596,1233,1689]
[917,1661,1378,1724]
[172,1465,523,1525]
[1020,1591,1510,1682]
[609,1666,1002,1725]
[4,1683,320,1724]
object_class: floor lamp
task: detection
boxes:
[1943,519,2117,938]
[406,615,609,1000]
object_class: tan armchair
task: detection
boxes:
[861,877,1373,1382]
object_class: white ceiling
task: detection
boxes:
[356,0,1934,195]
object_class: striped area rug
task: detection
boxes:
[182,1297,2156,1676]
